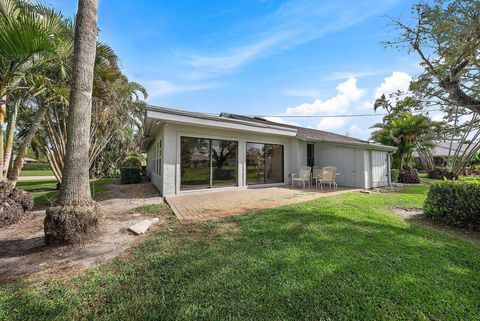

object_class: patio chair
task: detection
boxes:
[318,166,337,190]
[291,166,311,189]
[312,166,322,187]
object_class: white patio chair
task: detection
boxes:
[318,166,337,190]
[312,166,322,187]
[291,166,311,189]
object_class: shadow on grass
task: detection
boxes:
[1,189,479,320]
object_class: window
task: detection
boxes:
[153,140,162,175]
[246,143,284,185]
[180,137,238,190]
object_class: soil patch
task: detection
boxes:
[0,181,166,282]
[390,207,480,245]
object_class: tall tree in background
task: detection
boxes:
[44,0,100,245]
[387,0,480,175]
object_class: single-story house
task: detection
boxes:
[143,105,396,196]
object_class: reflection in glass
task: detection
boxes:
[266,144,284,183]
[246,143,265,185]
[181,137,210,190]
[246,143,283,185]
[211,140,237,187]
[180,137,238,190]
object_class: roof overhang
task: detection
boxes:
[145,106,297,137]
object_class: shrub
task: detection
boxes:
[390,169,400,183]
[424,181,480,230]
[120,167,141,184]
[121,156,142,169]
[428,167,458,180]
[120,156,142,184]
[23,162,50,171]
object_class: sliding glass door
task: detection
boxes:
[246,142,284,185]
[180,137,238,191]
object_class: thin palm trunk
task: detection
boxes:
[0,94,6,178]
[57,0,98,206]
[3,99,19,178]
[8,103,49,185]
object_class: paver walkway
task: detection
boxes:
[165,186,359,223]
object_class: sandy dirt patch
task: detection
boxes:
[0,181,165,282]
[390,207,480,245]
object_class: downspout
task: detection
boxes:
[387,151,393,187]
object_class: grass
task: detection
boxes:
[19,170,54,177]
[16,178,115,206]
[1,183,479,320]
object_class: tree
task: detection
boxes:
[0,0,60,178]
[387,0,480,175]
[44,0,100,245]
[371,95,440,182]
[388,0,480,113]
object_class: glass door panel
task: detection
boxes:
[180,137,211,190]
[266,144,284,183]
[211,139,238,187]
[246,143,266,185]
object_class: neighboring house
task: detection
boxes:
[415,141,477,167]
[143,106,396,196]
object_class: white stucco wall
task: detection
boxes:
[146,121,391,194]
[148,122,296,196]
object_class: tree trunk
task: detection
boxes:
[3,99,19,178]
[0,94,6,178]
[8,104,49,186]
[45,0,101,245]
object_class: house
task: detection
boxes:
[143,106,396,196]
[416,141,477,167]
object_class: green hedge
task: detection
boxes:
[120,168,141,184]
[121,156,142,169]
[424,181,480,230]
[120,156,142,184]
[390,169,400,183]
[23,162,50,171]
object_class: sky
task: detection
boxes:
[45,0,423,140]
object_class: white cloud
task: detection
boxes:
[283,88,324,99]
[264,116,300,126]
[180,0,399,78]
[285,77,365,116]
[349,124,371,135]
[318,117,347,130]
[146,80,220,98]
[324,69,386,81]
[374,71,412,99]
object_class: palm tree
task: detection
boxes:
[44,0,100,245]
[371,96,439,182]
[0,0,61,177]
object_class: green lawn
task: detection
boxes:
[19,170,55,177]
[1,184,480,320]
[16,178,115,206]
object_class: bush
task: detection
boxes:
[120,167,141,184]
[390,169,400,183]
[428,167,458,180]
[121,156,142,169]
[120,156,142,184]
[23,162,50,171]
[424,181,480,230]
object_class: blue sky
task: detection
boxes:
[45,0,421,140]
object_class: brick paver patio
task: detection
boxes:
[165,186,359,223]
